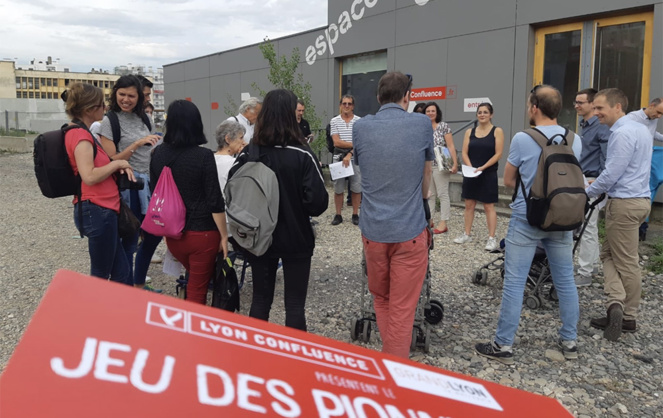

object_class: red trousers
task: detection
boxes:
[363,228,429,358]
[167,230,220,305]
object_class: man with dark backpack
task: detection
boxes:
[476,85,583,364]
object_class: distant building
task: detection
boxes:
[0,58,118,102]
[114,63,165,126]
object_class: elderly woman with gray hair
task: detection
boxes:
[215,120,247,198]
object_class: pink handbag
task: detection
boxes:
[141,166,186,239]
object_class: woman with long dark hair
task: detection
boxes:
[150,100,229,305]
[99,75,163,291]
[63,82,135,283]
[229,89,328,331]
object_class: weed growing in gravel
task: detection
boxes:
[649,238,663,274]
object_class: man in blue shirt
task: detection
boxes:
[475,85,581,364]
[574,88,610,286]
[353,72,434,358]
[626,97,663,241]
[586,88,652,341]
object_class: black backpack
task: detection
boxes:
[34,122,99,236]
[211,255,240,312]
[106,111,151,151]
[325,122,334,153]
[34,123,97,199]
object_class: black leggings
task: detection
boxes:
[249,257,312,331]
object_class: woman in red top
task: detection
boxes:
[64,83,136,283]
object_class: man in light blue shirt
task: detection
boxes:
[586,88,652,342]
[353,72,434,358]
[476,85,581,364]
[626,97,663,241]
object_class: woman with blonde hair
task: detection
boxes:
[63,82,136,283]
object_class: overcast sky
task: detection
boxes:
[0,0,328,73]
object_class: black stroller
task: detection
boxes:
[472,195,605,310]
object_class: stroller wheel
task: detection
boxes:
[423,327,431,353]
[424,300,444,325]
[472,270,486,285]
[525,295,541,310]
[350,318,361,341]
[361,321,371,343]
[411,327,420,351]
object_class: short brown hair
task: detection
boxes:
[65,82,104,120]
[576,88,598,102]
[377,72,411,105]
[529,85,562,120]
[596,88,628,111]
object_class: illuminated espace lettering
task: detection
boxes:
[305,0,429,65]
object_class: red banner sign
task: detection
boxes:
[0,270,571,417]
[410,86,457,102]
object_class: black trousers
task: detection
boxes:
[249,256,312,331]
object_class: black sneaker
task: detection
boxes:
[604,303,623,342]
[331,214,343,226]
[557,338,578,360]
[475,341,514,365]
[352,214,359,225]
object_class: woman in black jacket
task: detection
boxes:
[229,89,328,331]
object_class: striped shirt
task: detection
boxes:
[330,114,361,143]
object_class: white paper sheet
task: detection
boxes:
[329,161,355,180]
[163,248,184,277]
[461,164,482,178]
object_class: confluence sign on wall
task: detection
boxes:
[410,86,457,102]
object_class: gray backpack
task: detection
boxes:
[225,145,279,256]
[516,128,588,231]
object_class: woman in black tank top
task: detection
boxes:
[454,103,505,252]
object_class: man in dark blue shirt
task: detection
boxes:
[573,88,610,287]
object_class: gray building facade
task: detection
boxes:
[164,0,662,202]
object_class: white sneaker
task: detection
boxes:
[454,233,472,244]
[485,237,498,252]
[145,276,152,283]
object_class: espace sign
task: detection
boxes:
[305,0,430,65]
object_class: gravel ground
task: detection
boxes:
[1,152,662,417]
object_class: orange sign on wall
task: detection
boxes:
[0,270,572,417]
[410,86,457,102]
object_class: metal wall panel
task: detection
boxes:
[183,57,210,81]
[209,46,269,77]
[516,0,657,24]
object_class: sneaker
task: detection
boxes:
[474,341,514,365]
[604,303,623,342]
[557,338,578,360]
[143,284,163,293]
[574,274,592,287]
[331,214,343,225]
[454,233,472,244]
[352,214,359,225]
[145,275,152,283]
[484,236,498,252]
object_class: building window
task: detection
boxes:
[35,79,40,89]
[29,92,34,98]
[64,79,70,86]
[46,78,52,87]
[105,81,109,88]
[47,92,52,99]
[41,92,46,99]
[340,51,387,117]
[22,92,27,98]
[15,77,20,89]
[16,92,21,98]
[28,78,33,89]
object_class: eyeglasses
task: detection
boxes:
[341,102,354,106]
[573,100,588,106]
[530,84,541,107]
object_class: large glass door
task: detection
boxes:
[533,12,653,128]
[340,51,387,117]
[593,13,653,113]
[534,23,583,130]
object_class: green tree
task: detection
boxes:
[252,38,326,154]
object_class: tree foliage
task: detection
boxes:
[252,38,325,154]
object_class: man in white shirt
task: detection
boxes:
[227,97,262,143]
[626,97,663,241]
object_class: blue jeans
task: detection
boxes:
[120,186,163,285]
[73,201,131,285]
[495,216,579,346]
